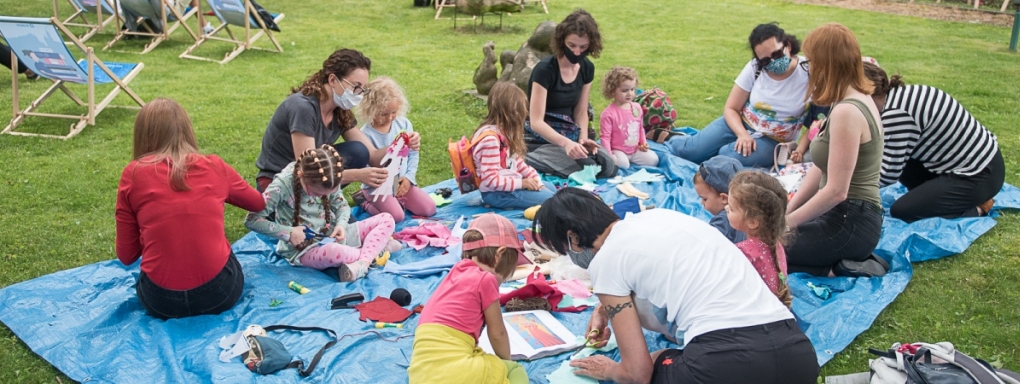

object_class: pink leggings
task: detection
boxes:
[361,186,437,222]
[299,213,395,270]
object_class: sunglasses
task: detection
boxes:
[756,44,787,69]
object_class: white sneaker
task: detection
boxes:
[202,23,214,35]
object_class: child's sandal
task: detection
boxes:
[647,128,683,143]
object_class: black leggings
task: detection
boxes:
[0,42,28,74]
[890,149,1004,223]
[651,319,818,384]
[786,200,884,276]
[136,252,244,320]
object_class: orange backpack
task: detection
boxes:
[448,130,507,193]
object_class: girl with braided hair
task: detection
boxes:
[254,48,422,193]
[246,145,398,282]
[725,171,793,307]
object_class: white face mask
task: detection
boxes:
[330,76,363,110]
[333,86,362,110]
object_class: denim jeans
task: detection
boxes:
[786,200,884,276]
[481,181,556,209]
[136,252,245,320]
[666,116,781,168]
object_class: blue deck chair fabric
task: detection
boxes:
[0,144,1017,381]
[0,16,145,139]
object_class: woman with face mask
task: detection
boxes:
[523,9,618,179]
[255,48,421,192]
[665,23,810,168]
[533,188,818,384]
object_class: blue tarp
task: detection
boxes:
[1,142,1016,382]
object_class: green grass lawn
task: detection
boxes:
[1,0,1018,381]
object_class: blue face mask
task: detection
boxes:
[764,55,791,75]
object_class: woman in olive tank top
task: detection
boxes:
[784,24,887,278]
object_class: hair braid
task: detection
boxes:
[729,171,794,308]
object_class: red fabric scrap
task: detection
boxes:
[499,267,586,313]
[354,297,413,323]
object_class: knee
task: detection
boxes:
[889,200,919,223]
[377,212,396,226]
[335,141,370,170]
[418,203,437,218]
[384,209,405,223]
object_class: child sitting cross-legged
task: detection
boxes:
[599,66,658,168]
[356,76,436,222]
[694,155,747,243]
[471,81,555,209]
[726,171,793,307]
[245,145,398,282]
[407,213,528,384]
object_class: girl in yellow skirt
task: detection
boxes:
[407,213,527,384]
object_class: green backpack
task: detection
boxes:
[633,87,678,132]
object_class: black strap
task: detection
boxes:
[263,325,338,377]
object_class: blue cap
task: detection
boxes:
[698,156,742,193]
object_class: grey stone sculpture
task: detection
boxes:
[455,0,523,16]
[500,20,556,92]
[473,41,498,95]
[499,49,515,74]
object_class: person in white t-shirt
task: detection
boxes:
[667,23,810,168]
[533,188,818,384]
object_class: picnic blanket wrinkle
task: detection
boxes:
[0,141,1017,383]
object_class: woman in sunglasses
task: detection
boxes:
[254,48,421,192]
[664,23,810,168]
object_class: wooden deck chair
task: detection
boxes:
[179,0,283,64]
[103,0,198,54]
[0,16,145,139]
[54,0,118,42]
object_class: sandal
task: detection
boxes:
[24,70,38,80]
[647,128,684,144]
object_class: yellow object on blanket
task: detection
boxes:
[408,323,508,384]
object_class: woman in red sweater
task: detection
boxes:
[115,99,265,319]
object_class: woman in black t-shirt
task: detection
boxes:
[523,9,617,179]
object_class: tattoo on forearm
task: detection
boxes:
[604,302,634,319]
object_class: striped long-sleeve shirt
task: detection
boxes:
[879,85,999,187]
[471,125,539,192]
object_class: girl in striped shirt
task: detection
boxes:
[471,82,555,209]
[863,62,1004,223]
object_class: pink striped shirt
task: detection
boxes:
[471,125,538,192]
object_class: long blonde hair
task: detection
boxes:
[132,98,200,191]
[475,82,528,158]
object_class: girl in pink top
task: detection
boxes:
[599,66,658,168]
[725,171,793,307]
[408,214,528,384]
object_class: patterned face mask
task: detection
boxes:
[764,55,791,75]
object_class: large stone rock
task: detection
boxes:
[503,21,556,91]
[455,0,523,16]
[499,49,515,73]
[473,41,498,95]
[527,21,557,54]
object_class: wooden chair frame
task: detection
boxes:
[180,0,284,64]
[103,0,199,54]
[53,0,118,42]
[435,0,546,19]
[3,17,146,140]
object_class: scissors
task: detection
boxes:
[571,329,601,357]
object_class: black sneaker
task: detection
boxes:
[833,254,890,277]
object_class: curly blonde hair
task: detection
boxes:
[601,66,639,100]
[356,76,410,125]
